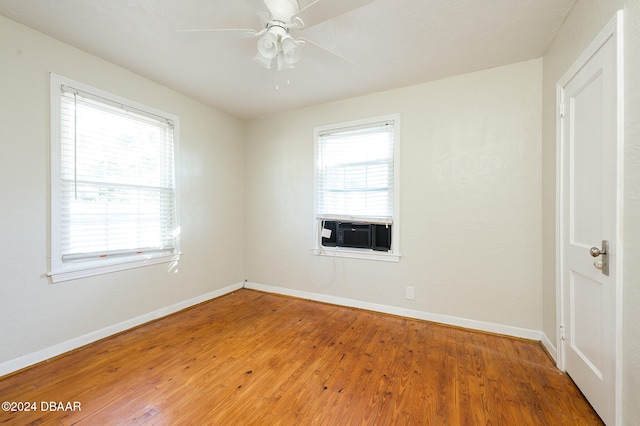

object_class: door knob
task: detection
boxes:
[589,240,609,276]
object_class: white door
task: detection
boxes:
[558,12,622,426]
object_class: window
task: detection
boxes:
[49,74,180,283]
[313,114,400,261]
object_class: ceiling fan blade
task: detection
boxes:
[294,0,374,28]
[299,37,354,65]
[255,11,272,27]
[244,0,268,12]
[244,0,272,25]
[174,28,261,40]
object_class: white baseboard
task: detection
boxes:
[0,282,244,377]
[245,282,544,341]
[1,282,550,378]
[540,332,558,364]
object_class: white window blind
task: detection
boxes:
[50,74,180,282]
[316,120,395,224]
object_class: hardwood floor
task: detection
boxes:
[0,289,602,425]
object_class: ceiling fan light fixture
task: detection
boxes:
[256,31,279,59]
[176,0,372,73]
[277,51,294,71]
[253,51,273,69]
[253,24,306,71]
[280,35,304,65]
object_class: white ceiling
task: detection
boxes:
[0,0,575,120]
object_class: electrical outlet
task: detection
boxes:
[405,286,415,300]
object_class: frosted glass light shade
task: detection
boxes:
[281,36,304,65]
[254,52,273,69]
[257,31,279,59]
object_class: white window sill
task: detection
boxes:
[48,253,181,283]
[312,247,400,262]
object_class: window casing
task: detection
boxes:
[313,114,400,261]
[49,74,180,283]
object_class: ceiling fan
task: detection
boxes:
[176,0,374,71]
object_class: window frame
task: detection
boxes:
[312,114,401,262]
[48,73,181,283]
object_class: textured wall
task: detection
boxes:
[622,1,640,424]
[0,16,245,367]
[541,0,624,359]
[542,0,640,424]
[244,59,543,332]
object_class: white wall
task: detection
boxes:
[622,0,640,425]
[4,5,638,423]
[3,4,639,423]
[244,59,543,333]
[541,0,640,424]
[0,16,245,369]
[540,0,625,361]
[622,2,640,423]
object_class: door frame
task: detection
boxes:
[555,10,624,426]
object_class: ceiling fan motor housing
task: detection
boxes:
[257,25,287,58]
[262,0,300,22]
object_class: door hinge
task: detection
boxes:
[559,103,566,118]
[560,325,566,341]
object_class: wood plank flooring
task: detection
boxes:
[0,289,602,425]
